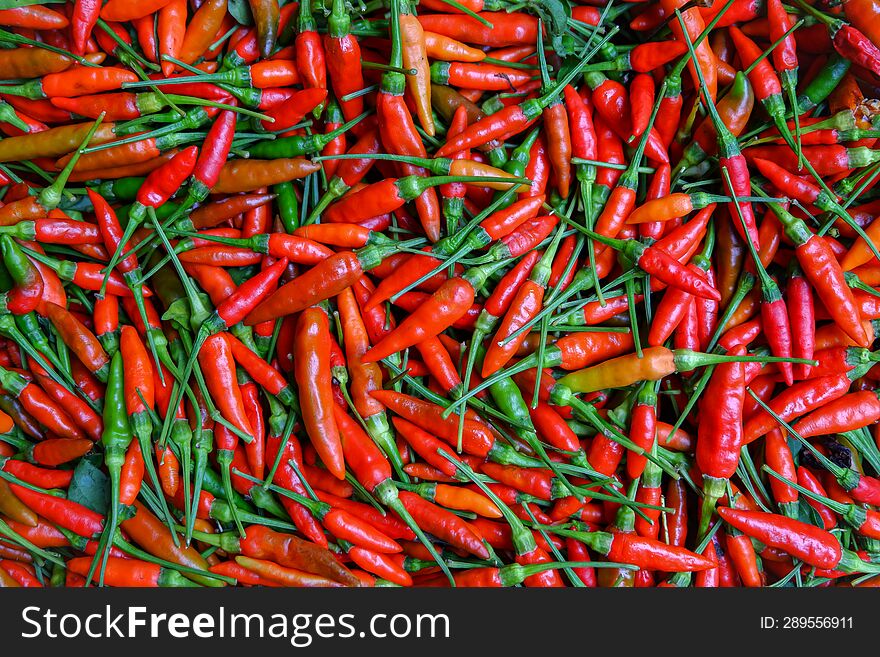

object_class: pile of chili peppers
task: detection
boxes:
[5,0,880,589]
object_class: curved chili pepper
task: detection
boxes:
[179,0,228,66]
[294,307,344,480]
[664,0,716,103]
[121,501,220,586]
[716,507,843,570]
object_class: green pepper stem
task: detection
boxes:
[96,18,158,71]
[164,94,273,121]
[743,20,803,77]
[0,517,66,567]
[83,107,209,154]
[39,114,105,211]
[668,0,738,81]
[0,28,98,68]
[262,411,298,491]
[439,448,536,557]
[746,389,853,485]
[531,24,620,112]
[762,465,848,514]
[674,10,733,150]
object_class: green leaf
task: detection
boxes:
[162,294,211,332]
[787,434,802,462]
[796,498,824,529]
[68,454,109,517]
[229,264,260,286]
[527,0,573,57]
[228,0,254,26]
[838,527,854,551]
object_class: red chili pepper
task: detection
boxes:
[764,428,798,514]
[9,483,103,537]
[417,12,538,48]
[397,491,489,559]
[716,507,842,570]
[363,261,504,364]
[43,302,109,382]
[294,307,344,480]
[376,390,494,459]
[323,0,365,126]
[797,467,838,531]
